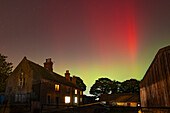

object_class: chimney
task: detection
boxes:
[65,70,70,80]
[44,58,53,72]
[72,76,77,84]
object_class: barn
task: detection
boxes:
[140,46,170,107]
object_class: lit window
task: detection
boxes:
[75,89,77,94]
[18,72,25,87]
[80,97,82,102]
[55,84,59,91]
[80,91,82,95]
[65,96,70,103]
[75,97,77,103]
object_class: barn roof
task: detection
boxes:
[100,93,140,102]
[140,45,170,88]
[12,57,81,90]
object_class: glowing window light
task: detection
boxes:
[75,89,77,94]
[75,97,77,103]
[80,91,82,95]
[80,97,82,102]
[65,96,70,103]
[55,84,59,91]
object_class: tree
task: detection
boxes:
[75,76,86,91]
[0,54,13,92]
[120,79,140,93]
[90,77,140,97]
[70,76,86,91]
[90,78,119,97]
[111,80,121,93]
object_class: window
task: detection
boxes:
[18,72,25,87]
[80,91,82,95]
[66,88,70,93]
[80,97,82,102]
[15,94,26,103]
[15,94,18,102]
[65,96,70,103]
[55,84,60,91]
[75,89,77,94]
[75,97,77,104]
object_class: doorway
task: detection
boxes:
[56,97,59,108]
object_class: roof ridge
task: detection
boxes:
[24,57,81,90]
[140,45,170,87]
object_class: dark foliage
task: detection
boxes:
[90,77,140,97]
[90,78,121,97]
[70,76,86,91]
[76,76,86,91]
[120,79,140,93]
[0,54,13,92]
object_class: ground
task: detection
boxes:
[50,104,140,113]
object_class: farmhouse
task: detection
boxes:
[140,46,170,107]
[5,57,83,106]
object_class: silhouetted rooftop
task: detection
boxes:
[100,93,140,102]
[11,57,81,90]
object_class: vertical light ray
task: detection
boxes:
[127,0,137,60]
[128,16,137,59]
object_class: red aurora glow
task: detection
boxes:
[84,0,137,62]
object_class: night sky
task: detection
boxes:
[0,0,170,95]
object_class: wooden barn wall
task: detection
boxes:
[140,50,170,107]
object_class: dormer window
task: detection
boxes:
[55,84,60,91]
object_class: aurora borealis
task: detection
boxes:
[0,0,170,95]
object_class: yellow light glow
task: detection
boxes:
[65,96,70,103]
[80,91,82,95]
[80,97,82,102]
[75,89,77,94]
[55,84,59,91]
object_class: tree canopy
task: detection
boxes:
[89,77,140,97]
[76,76,86,91]
[0,54,13,92]
[120,79,140,93]
[90,78,121,97]
[70,76,86,91]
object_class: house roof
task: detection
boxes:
[100,93,140,102]
[140,45,170,88]
[13,57,81,90]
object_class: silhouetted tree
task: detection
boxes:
[120,79,140,93]
[70,76,86,91]
[0,54,13,92]
[76,76,86,91]
[90,77,140,97]
[111,80,121,93]
[90,78,119,97]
